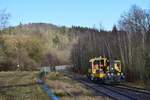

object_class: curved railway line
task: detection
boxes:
[78,80,134,100]
[64,72,150,100]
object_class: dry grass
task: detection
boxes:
[45,72,111,100]
[0,71,49,100]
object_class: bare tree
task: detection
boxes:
[118,5,150,81]
[0,9,10,30]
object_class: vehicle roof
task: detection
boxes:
[89,56,107,62]
[114,60,121,62]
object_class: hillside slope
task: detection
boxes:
[0,23,77,70]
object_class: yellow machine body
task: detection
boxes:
[88,56,108,79]
[87,56,124,82]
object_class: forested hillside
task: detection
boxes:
[0,23,78,70]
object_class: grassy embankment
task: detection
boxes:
[45,72,111,100]
[0,71,49,100]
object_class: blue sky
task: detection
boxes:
[0,0,149,30]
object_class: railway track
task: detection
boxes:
[64,72,150,100]
[114,83,150,94]
[102,84,150,100]
[78,80,133,100]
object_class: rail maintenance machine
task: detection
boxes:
[87,56,125,83]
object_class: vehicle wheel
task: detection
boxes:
[86,74,90,80]
[90,75,94,81]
